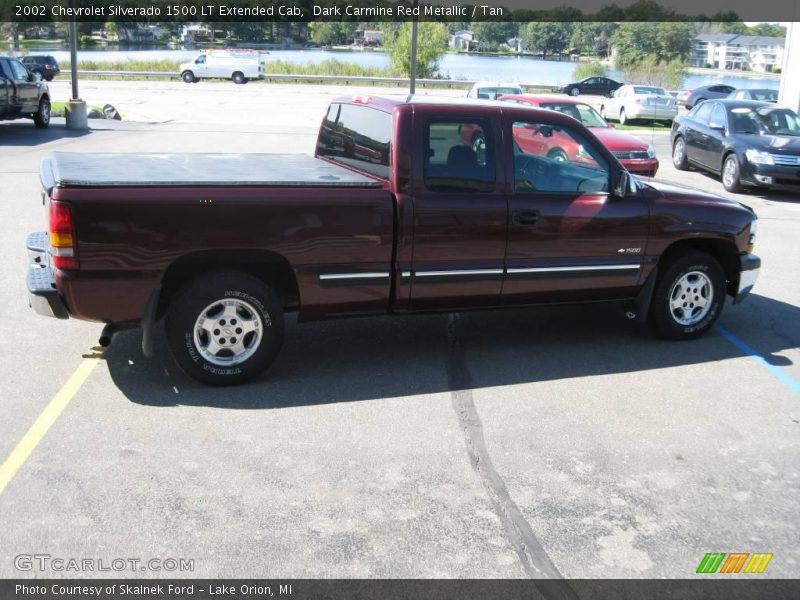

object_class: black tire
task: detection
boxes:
[44,74,54,82]
[569,87,580,96]
[651,252,726,340]
[672,136,689,170]
[165,271,284,385]
[33,97,50,128]
[619,108,629,125]
[181,70,195,83]
[599,104,606,119]
[232,71,247,84]
[547,148,568,162]
[721,153,743,193]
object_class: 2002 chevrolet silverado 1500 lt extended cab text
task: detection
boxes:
[26,95,761,385]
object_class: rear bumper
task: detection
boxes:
[625,105,678,120]
[27,232,69,319]
[734,253,761,304]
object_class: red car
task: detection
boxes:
[498,94,660,177]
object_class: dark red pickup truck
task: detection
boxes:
[27,95,760,385]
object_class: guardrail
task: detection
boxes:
[69,70,558,91]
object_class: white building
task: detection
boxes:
[449,31,477,52]
[691,34,784,73]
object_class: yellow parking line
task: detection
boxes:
[0,356,100,496]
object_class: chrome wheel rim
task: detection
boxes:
[620,109,627,124]
[193,298,263,366]
[42,102,50,123]
[673,139,685,166]
[669,271,713,326]
[723,157,737,188]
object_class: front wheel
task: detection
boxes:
[165,271,284,385]
[569,87,580,96]
[619,108,628,125]
[672,137,689,170]
[651,252,726,340]
[33,97,50,128]
[181,70,196,83]
[599,105,607,119]
[722,154,743,193]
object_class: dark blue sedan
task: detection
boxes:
[671,99,800,193]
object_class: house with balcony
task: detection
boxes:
[691,34,785,72]
[449,31,477,52]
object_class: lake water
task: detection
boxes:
[13,46,780,91]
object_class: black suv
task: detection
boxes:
[0,56,51,128]
[21,55,60,81]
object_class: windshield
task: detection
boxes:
[751,89,778,102]
[633,86,667,96]
[540,102,608,128]
[477,87,521,99]
[731,107,800,136]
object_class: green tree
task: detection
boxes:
[308,22,358,47]
[570,22,617,56]
[523,22,573,58]
[621,56,687,90]
[472,21,518,47]
[748,23,786,37]
[612,22,693,68]
[385,22,449,78]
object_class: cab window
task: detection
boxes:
[424,120,495,193]
[709,104,727,129]
[691,102,713,124]
[511,120,609,194]
[9,59,29,81]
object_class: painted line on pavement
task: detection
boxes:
[716,324,800,395]
[0,356,100,496]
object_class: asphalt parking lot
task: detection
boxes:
[1,81,799,579]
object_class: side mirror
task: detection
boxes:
[30,71,42,82]
[614,171,634,198]
[709,124,726,134]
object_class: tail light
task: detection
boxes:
[49,200,78,269]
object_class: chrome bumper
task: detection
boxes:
[26,231,69,319]
[734,253,761,304]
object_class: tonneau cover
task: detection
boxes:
[42,152,382,189]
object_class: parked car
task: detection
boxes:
[179,50,266,84]
[728,88,778,103]
[677,84,736,109]
[499,94,659,176]
[671,99,800,192]
[560,76,622,97]
[599,85,678,126]
[466,81,523,100]
[27,95,759,385]
[0,56,51,128]
[20,55,60,81]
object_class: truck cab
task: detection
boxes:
[0,56,51,128]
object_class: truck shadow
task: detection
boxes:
[0,120,91,146]
[104,293,800,409]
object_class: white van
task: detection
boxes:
[179,50,266,84]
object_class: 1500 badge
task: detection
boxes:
[618,247,643,254]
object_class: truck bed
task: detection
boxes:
[41,152,382,190]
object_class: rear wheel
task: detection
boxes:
[232,71,247,84]
[722,154,743,193]
[547,148,568,162]
[33,97,50,128]
[165,271,284,385]
[672,136,689,170]
[181,70,195,83]
[651,252,725,340]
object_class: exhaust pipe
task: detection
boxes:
[99,322,131,348]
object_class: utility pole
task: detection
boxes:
[409,0,419,95]
[65,0,88,129]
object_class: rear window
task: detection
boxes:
[316,103,392,179]
[477,87,522,100]
[633,86,666,95]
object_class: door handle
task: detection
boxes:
[512,210,540,226]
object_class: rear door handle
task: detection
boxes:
[512,210,540,226]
